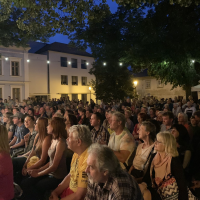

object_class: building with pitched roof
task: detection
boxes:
[0,42,95,102]
[133,69,186,99]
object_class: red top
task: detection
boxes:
[0,152,14,200]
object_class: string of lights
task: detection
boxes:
[3,57,90,66]
[3,57,125,66]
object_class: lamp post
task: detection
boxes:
[133,81,138,97]
[89,86,91,101]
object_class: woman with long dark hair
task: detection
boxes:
[20,117,68,200]
[171,124,190,165]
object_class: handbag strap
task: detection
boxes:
[142,146,154,171]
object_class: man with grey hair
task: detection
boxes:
[85,143,143,200]
[184,101,196,120]
[50,125,92,200]
[108,112,136,170]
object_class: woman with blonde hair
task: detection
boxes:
[0,125,14,199]
[139,132,189,200]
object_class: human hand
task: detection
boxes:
[49,192,59,200]
[191,181,200,190]
[24,134,30,142]
[27,169,39,177]
[22,167,27,176]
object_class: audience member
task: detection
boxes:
[185,101,196,120]
[50,125,92,200]
[3,112,15,141]
[0,125,14,200]
[171,124,190,166]
[20,117,68,200]
[90,112,110,145]
[129,121,156,179]
[160,111,174,132]
[140,132,188,200]
[85,143,143,200]
[125,110,134,133]
[12,115,37,157]
[132,112,147,142]
[108,112,136,170]
[9,113,29,156]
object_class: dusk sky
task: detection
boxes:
[48,0,118,53]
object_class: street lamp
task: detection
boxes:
[89,86,91,101]
[133,81,138,97]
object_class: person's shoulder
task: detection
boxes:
[137,143,143,149]
[111,170,138,194]
[122,130,133,140]
[172,156,181,163]
[101,125,109,133]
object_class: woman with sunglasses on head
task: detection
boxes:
[139,132,189,200]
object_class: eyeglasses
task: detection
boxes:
[155,139,164,144]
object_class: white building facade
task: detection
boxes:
[0,45,30,101]
[0,42,96,102]
[134,76,186,99]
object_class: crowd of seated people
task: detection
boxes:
[1,95,200,199]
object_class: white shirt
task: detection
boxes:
[108,129,136,168]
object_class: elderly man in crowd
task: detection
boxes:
[50,125,92,200]
[108,112,136,170]
[85,143,143,200]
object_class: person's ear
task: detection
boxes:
[118,120,122,126]
[103,170,109,176]
[146,131,150,136]
[77,138,82,146]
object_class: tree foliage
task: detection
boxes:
[122,1,200,89]
[115,0,200,7]
[0,0,198,47]
[90,62,134,102]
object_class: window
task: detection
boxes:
[61,75,68,85]
[72,76,78,85]
[71,58,77,68]
[82,77,87,86]
[13,88,20,101]
[72,94,78,100]
[11,61,19,76]
[81,60,87,69]
[82,94,87,103]
[157,80,164,88]
[145,80,151,89]
[61,57,67,67]
[61,94,69,99]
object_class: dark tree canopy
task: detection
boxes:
[0,0,198,47]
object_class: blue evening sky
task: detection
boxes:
[48,0,118,52]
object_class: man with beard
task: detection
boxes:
[85,143,143,200]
